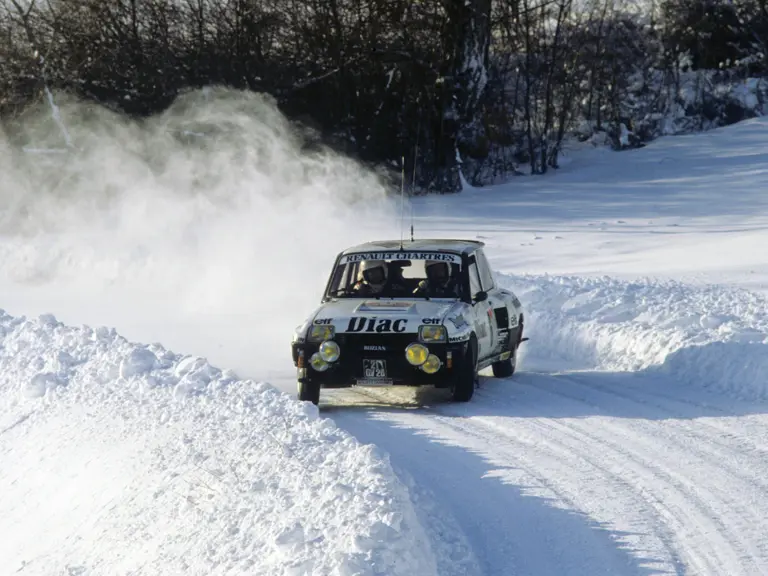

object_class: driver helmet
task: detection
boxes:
[359,260,388,291]
[425,261,450,284]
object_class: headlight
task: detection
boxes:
[309,324,335,342]
[405,343,429,366]
[318,340,340,362]
[419,325,446,342]
[421,354,442,374]
[310,353,330,372]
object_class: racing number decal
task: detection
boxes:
[476,303,494,344]
[476,318,489,339]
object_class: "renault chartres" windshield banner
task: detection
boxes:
[340,251,461,264]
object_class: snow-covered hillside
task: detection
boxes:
[0,310,435,576]
[416,116,768,293]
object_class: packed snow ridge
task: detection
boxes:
[0,309,437,576]
[505,273,768,399]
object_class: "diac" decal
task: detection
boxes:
[347,317,408,333]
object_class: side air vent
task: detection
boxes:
[494,307,509,329]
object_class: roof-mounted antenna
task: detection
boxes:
[410,139,418,242]
[399,155,406,250]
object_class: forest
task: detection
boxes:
[1,0,767,191]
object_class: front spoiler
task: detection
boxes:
[293,339,468,389]
[292,334,528,389]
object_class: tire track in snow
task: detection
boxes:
[472,375,768,575]
[556,373,768,459]
[427,411,687,575]
[326,376,768,576]
[424,408,695,575]
[478,374,768,502]
[470,410,745,575]
[326,386,661,576]
[524,373,768,496]
[526,374,768,570]
[327,386,679,575]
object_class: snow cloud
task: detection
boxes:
[0,87,401,378]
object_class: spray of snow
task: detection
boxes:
[0,87,401,379]
[0,308,437,576]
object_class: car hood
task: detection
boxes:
[312,298,459,335]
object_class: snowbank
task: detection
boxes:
[501,273,768,399]
[0,309,436,576]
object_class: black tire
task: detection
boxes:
[492,317,523,378]
[491,351,515,378]
[298,379,321,405]
[451,337,477,402]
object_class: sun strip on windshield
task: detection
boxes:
[340,252,461,264]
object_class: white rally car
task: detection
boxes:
[290,239,526,404]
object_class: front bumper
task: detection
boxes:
[292,333,468,388]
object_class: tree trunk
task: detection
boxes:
[433,0,492,191]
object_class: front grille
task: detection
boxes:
[309,333,413,385]
[337,332,418,355]
[339,333,416,380]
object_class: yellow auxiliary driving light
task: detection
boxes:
[318,340,340,362]
[421,354,442,374]
[309,325,335,342]
[405,343,429,366]
[419,325,447,342]
[310,353,330,372]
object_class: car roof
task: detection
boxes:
[340,238,485,256]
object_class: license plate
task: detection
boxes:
[363,359,387,378]
[356,378,393,387]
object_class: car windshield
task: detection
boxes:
[326,252,465,300]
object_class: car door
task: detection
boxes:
[467,254,494,360]
[475,249,511,355]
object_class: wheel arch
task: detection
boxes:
[468,331,479,364]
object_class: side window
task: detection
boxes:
[468,261,482,297]
[476,250,495,291]
[327,264,345,296]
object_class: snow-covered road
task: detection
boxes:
[320,369,768,576]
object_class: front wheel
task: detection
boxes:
[451,339,477,402]
[298,379,321,405]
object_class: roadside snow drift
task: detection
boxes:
[504,273,768,399]
[0,309,436,576]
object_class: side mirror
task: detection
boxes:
[474,291,488,303]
